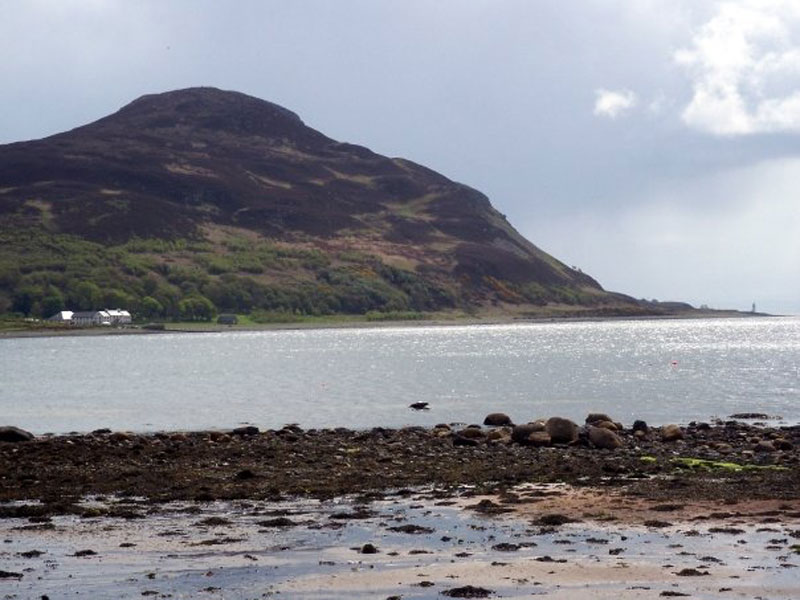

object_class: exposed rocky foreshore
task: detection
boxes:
[1,414,798,517]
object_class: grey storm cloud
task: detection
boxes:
[1,0,798,313]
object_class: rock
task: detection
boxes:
[453,435,480,447]
[714,443,733,455]
[632,420,649,434]
[491,542,520,551]
[644,520,672,528]
[535,513,575,526]
[527,431,552,447]
[661,424,684,442]
[0,426,34,443]
[585,413,613,425]
[441,585,494,598]
[729,412,771,420]
[755,440,776,453]
[587,426,622,450]
[0,570,23,579]
[409,402,429,410]
[511,422,545,444]
[594,420,619,431]
[468,499,514,515]
[486,429,510,443]
[108,431,132,443]
[483,413,512,426]
[457,427,485,439]
[359,543,379,554]
[708,527,745,534]
[257,517,297,527]
[387,524,434,534]
[232,426,259,436]
[634,430,647,439]
[775,438,794,451]
[675,567,709,576]
[545,417,579,444]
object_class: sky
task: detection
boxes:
[1,0,798,314]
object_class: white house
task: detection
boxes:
[104,309,132,325]
[47,310,74,322]
[49,308,132,327]
[71,310,111,326]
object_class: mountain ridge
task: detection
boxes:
[0,87,647,320]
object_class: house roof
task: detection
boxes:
[48,311,73,320]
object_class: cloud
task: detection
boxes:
[593,88,638,118]
[524,156,800,313]
[676,0,800,135]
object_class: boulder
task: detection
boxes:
[661,424,684,442]
[232,426,260,436]
[360,543,379,554]
[594,420,619,431]
[527,431,552,447]
[755,440,776,453]
[486,428,510,442]
[545,417,579,444]
[453,435,480,447]
[483,413,512,427]
[487,432,511,446]
[585,413,613,425]
[774,438,794,451]
[587,426,623,450]
[0,426,34,443]
[632,420,648,434]
[714,443,733,455]
[457,427,485,439]
[511,422,545,444]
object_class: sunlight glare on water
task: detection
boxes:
[1,317,798,433]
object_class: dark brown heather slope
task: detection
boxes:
[0,87,645,318]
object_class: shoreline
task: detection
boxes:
[0,308,778,340]
[4,418,799,598]
[3,418,797,510]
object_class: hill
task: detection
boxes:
[0,87,647,321]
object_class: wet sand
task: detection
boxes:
[2,419,799,597]
[2,486,798,599]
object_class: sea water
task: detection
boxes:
[2,317,798,433]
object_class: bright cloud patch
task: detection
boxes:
[677,1,800,135]
[593,88,637,118]
[526,157,800,313]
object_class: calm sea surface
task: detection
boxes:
[2,317,798,434]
